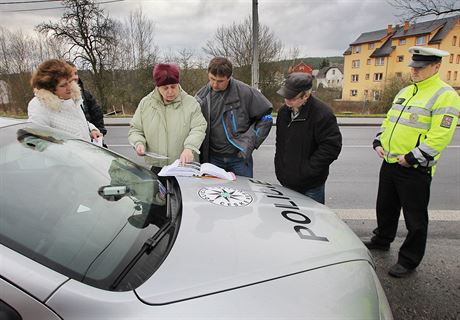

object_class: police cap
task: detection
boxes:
[408,46,449,68]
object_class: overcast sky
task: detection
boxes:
[1,0,404,58]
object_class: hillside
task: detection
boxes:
[267,56,344,70]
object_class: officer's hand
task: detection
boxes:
[375,146,385,159]
[397,155,410,167]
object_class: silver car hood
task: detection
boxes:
[136,177,370,304]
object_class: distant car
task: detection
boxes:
[0,118,393,319]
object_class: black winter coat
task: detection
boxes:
[79,79,107,135]
[275,95,342,192]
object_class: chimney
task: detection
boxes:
[404,21,409,32]
[388,24,393,34]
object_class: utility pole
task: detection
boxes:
[251,0,259,89]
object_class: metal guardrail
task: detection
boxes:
[103,117,386,127]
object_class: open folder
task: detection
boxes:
[158,160,236,180]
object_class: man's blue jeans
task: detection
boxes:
[209,154,253,178]
[303,183,325,204]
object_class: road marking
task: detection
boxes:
[107,144,460,148]
[334,209,460,221]
[258,145,460,148]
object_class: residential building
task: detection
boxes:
[316,65,344,89]
[288,61,313,74]
[342,15,460,102]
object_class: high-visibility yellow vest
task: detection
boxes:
[376,73,460,175]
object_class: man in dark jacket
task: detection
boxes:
[78,78,107,136]
[195,57,273,177]
[275,73,342,204]
[68,62,107,136]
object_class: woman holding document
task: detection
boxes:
[128,63,207,174]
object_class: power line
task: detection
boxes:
[0,0,60,5]
[2,5,62,12]
[0,0,124,12]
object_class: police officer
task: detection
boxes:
[363,46,460,277]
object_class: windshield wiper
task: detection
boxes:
[109,220,172,290]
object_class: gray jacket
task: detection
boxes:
[195,78,273,162]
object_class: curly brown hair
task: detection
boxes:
[31,59,73,92]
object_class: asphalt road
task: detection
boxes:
[105,126,460,210]
[105,125,460,320]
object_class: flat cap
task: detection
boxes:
[277,73,313,99]
[408,46,449,68]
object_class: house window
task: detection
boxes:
[352,60,360,68]
[447,71,451,80]
[457,55,460,64]
[397,55,404,62]
[450,54,454,63]
[455,71,458,81]
[375,57,384,66]
[364,90,369,98]
[365,73,370,80]
[367,59,371,65]
[354,46,361,53]
[350,90,358,96]
[396,72,402,77]
[351,74,359,82]
[332,69,336,75]
[373,90,381,101]
[416,36,426,45]
[368,43,375,49]
[399,39,406,45]
[453,36,457,46]
[374,73,383,81]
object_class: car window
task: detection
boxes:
[0,125,177,291]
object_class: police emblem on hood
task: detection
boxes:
[198,187,253,207]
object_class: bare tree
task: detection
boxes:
[36,0,117,108]
[203,16,282,67]
[0,27,12,75]
[388,0,460,21]
[0,27,70,114]
[34,32,68,65]
[0,28,67,75]
[116,7,159,70]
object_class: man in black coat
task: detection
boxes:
[78,78,107,136]
[68,62,107,136]
[275,73,342,204]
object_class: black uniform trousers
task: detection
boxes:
[372,161,432,269]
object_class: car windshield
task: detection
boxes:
[0,124,178,291]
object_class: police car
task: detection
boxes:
[0,118,393,319]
